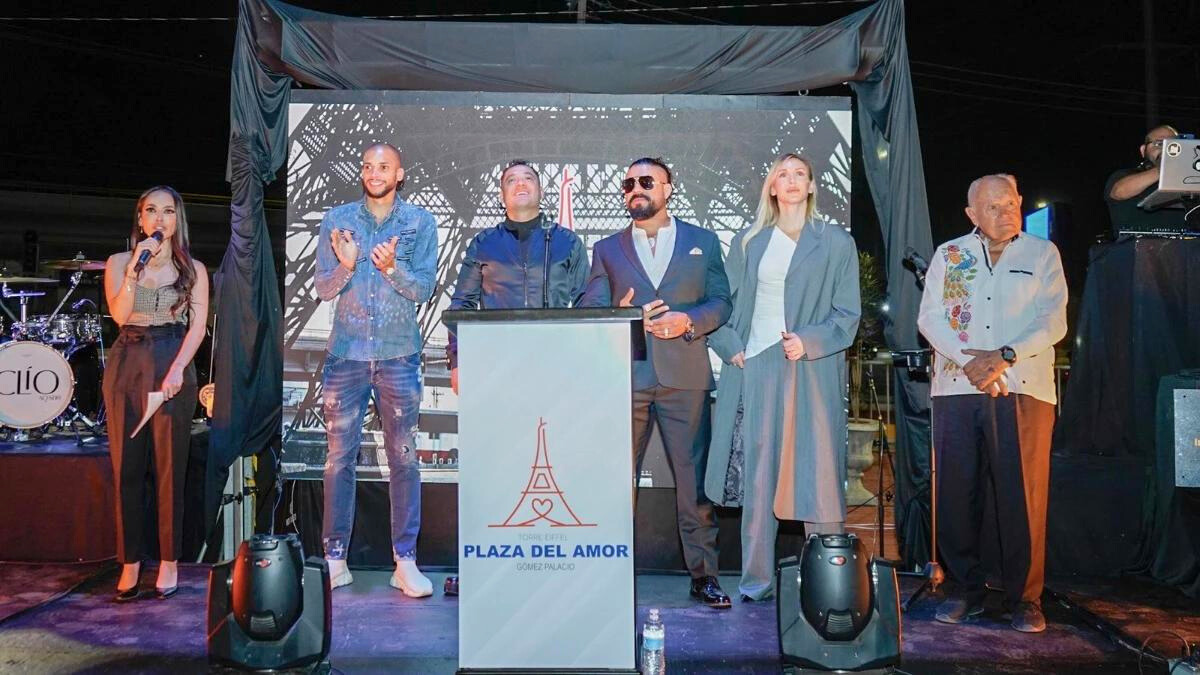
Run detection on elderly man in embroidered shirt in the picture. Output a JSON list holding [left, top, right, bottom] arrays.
[[917, 173, 1067, 634]]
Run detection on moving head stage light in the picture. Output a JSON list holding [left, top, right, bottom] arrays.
[[207, 534, 332, 672], [777, 533, 902, 672]]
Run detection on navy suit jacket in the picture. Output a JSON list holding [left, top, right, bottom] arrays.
[[581, 218, 732, 391]]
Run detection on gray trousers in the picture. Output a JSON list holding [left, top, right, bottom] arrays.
[[739, 343, 843, 599], [632, 385, 719, 579]]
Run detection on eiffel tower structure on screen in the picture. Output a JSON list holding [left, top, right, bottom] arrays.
[[491, 418, 595, 528]]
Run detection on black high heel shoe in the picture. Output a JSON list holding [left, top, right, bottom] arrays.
[[114, 585, 141, 602], [155, 586, 178, 600]]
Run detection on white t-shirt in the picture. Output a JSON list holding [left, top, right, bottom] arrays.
[[745, 226, 797, 359]]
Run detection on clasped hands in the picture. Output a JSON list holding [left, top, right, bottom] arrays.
[[331, 228, 401, 274], [961, 348, 1010, 397], [619, 288, 690, 340]]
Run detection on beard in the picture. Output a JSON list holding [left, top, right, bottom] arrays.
[[363, 179, 398, 200], [626, 195, 662, 221]]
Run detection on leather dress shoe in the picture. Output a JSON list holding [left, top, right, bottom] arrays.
[[1010, 601, 1046, 633], [114, 585, 141, 602], [690, 576, 732, 609], [155, 586, 178, 600], [935, 596, 985, 624]]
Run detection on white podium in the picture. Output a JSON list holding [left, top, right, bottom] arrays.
[[446, 308, 641, 673]]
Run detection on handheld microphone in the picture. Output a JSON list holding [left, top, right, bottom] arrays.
[[133, 231, 164, 274]]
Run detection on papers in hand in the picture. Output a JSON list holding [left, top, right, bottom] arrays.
[[130, 391, 166, 438]]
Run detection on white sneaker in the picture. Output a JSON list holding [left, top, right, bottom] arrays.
[[327, 558, 353, 589], [389, 560, 432, 598]]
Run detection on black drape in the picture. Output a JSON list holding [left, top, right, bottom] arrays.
[[221, 0, 935, 550], [1051, 237, 1200, 594], [892, 374, 932, 567], [208, 135, 283, 531]]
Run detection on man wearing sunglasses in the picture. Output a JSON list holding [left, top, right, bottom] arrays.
[[582, 157, 733, 609], [444, 160, 590, 394]]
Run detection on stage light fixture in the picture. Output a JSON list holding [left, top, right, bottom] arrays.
[[777, 533, 902, 672], [207, 534, 332, 672]]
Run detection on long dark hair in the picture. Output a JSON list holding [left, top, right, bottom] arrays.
[[130, 185, 197, 317]]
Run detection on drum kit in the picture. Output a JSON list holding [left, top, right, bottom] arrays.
[[0, 254, 110, 442]]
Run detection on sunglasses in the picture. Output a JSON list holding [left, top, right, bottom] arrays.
[[621, 176, 665, 193]]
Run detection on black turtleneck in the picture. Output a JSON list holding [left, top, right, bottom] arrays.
[[504, 213, 543, 261], [503, 213, 542, 242]]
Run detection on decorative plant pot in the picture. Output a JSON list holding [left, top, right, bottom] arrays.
[[846, 418, 879, 505]]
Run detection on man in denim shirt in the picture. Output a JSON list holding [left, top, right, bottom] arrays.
[[314, 142, 438, 597]]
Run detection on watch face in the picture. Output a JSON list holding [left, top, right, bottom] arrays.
[[1001, 347, 1016, 362]]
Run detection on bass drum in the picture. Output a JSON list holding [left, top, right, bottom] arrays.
[[0, 341, 74, 429]]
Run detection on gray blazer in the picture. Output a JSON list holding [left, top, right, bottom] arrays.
[[705, 219, 861, 521], [581, 218, 732, 391]]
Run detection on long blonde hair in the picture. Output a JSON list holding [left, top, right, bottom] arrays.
[[742, 153, 818, 251]]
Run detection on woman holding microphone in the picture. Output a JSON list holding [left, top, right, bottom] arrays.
[[103, 185, 208, 601]]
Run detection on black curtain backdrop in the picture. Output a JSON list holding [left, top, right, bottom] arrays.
[[218, 0, 935, 557], [1051, 237, 1200, 596], [1055, 238, 1200, 459]]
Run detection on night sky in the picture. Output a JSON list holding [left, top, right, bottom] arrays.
[[2, 0, 1197, 281]]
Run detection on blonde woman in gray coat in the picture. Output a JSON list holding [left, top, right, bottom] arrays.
[[705, 153, 861, 601]]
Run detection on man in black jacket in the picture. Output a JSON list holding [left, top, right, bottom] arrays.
[[445, 160, 589, 393]]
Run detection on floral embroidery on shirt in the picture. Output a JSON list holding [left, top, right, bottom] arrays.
[[941, 245, 978, 343]]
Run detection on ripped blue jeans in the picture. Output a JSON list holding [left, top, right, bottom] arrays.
[[321, 352, 422, 561]]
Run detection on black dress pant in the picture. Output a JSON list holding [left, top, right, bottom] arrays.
[[102, 324, 197, 563], [933, 393, 1054, 607], [632, 385, 719, 579]]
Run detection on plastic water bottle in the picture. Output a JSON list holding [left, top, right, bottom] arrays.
[[641, 608, 665, 674]]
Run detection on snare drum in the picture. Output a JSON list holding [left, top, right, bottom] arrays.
[[42, 315, 77, 344], [0, 341, 75, 428]]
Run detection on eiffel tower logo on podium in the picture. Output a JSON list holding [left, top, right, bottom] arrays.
[[490, 418, 596, 528]]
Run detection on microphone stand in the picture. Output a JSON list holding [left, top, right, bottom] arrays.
[[888, 348, 944, 612], [865, 366, 894, 559], [541, 214, 552, 309]]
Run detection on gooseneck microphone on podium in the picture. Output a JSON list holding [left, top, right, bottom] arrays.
[[133, 231, 164, 274]]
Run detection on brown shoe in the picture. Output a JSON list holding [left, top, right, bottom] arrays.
[[1011, 602, 1046, 633]]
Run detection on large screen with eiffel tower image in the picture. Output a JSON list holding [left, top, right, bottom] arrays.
[[282, 90, 852, 484]]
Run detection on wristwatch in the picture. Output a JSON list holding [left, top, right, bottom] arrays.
[[999, 345, 1017, 365], [682, 318, 696, 343]]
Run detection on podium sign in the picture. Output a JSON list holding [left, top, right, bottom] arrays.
[[453, 309, 638, 672]]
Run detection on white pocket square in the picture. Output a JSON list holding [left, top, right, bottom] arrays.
[[689, 247, 703, 255]]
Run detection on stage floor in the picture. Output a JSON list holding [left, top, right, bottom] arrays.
[[0, 564, 1196, 674]]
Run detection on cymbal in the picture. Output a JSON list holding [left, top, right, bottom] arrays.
[[43, 258, 106, 271], [0, 275, 57, 284]]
